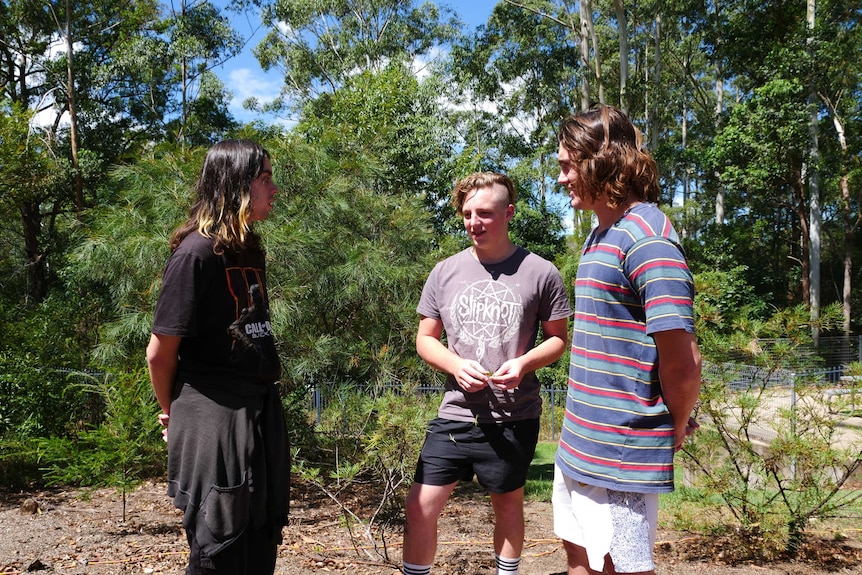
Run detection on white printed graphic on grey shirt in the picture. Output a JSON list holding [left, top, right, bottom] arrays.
[[449, 279, 524, 365]]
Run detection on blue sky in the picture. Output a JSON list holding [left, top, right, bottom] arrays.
[[210, 1, 499, 124]]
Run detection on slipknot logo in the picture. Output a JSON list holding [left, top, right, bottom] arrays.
[[449, 279, 523, 363], [454, 294, 520, 324]]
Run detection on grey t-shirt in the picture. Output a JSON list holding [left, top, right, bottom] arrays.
[[417, 246, 572, 423]]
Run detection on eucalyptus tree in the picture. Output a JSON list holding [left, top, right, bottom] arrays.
[[297, 62, 459, 224], [0, 0, 244, 304], [452, 1, 700, 247], [159, 0, 242, 146], [252, 0, 461, 113], [0, 101, 62, 304], [805, 0, 862, 336], [706, 80, 812, 307], [0, 0, 83, 303], [449, 1, 580, 245], [0, 0, 165, 303], [702, 0, 862, 330], [246, 0, 474, 231]]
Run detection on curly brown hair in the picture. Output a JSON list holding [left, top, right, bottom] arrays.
[[558, 105, 660, 208]]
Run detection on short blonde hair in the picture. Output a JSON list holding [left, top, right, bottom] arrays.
[[451, 172, 516, 215]]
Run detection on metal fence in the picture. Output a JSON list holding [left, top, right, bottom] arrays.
[[308, 381, 569, 442], [701, 361, 861, 443], [307, 336, 861, 443], [707, 336, 862, 377]]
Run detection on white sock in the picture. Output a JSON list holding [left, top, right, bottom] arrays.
[[496, 554, 520, 574], [402, 561, 431, 575]]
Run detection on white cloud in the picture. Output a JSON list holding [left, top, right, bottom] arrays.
[[224, 67, 282, 118]]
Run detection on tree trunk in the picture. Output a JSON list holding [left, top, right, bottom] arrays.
[[794, 169, 811, 309], [582, 0, 604, 104], [714, 70, 725, 224], [842, 178, 854, 336], [712, 0, 725, 225], [180, 0, 189, 147], [21, 202, 47, 305], [824, 99, 854, 336], [650, 13, 661, 150], [806, 0, 820, 344], [577, 0, 591, 110], [65, 0, 84, 215], [614, 0, 628, 113]]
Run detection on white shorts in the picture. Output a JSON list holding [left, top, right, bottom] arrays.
[[552, 464, 658, 573]]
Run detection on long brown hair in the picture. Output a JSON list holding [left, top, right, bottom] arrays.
[[558, 105, 660, 207], [170, 139, 270, 254]]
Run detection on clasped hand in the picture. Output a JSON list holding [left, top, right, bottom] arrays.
[[455, 359, 524, 392], [158, 412, 169, 442]]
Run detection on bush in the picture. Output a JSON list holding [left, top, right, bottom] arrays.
[[35, 369, 165, 520], [682, 305, 862, 556], [292, 385, 438, 564]]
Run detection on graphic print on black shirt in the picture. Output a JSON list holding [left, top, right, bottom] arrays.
[[226, 266, 280, 380]]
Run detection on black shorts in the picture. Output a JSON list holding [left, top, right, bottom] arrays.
[[413, 417, 540, 493]]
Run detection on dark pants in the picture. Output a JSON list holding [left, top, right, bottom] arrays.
[[185, 524, 279, 575]]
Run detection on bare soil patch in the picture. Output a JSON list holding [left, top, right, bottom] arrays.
[[2, 479, 861, 574]]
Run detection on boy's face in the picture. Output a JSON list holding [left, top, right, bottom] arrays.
[[249, 157, 278, 222], [558, 142, 597, 212], [460, 183, 513, 252]]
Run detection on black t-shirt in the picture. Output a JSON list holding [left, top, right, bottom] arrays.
[[152, 231, 280, 384]]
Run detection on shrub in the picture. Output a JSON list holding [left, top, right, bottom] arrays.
[[35, 369, 164, 520]]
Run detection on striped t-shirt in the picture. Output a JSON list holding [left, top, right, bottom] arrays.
[[556, 202, 695, 493]]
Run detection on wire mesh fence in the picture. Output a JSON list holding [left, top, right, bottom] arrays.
[[306, 336, 862, 444], [307, 381, 569, 442]]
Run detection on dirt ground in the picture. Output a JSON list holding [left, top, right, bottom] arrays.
[[2, 479, 861, 575]]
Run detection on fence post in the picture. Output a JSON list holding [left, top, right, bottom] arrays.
[[315, 385, 322, 427], [790, 372, 797, 481], [551, 387, 557, 440]]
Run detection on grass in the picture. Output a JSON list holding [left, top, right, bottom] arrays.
[[525, 442, 714, 510], [525, 441, 556, 501], [526, 441, 862, 531]]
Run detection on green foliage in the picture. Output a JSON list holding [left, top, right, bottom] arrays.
[[682, 306, 862, 556], [709, 79, 809, 202], [508, 198, 568, 264], [0, 100, 66, 304], [362, 391, 438, 507], [0, 291, 104, 438], [687, 221, 797, 308], [0, 357, 99, 439], [159, 1, 242, 145], [447, 1, 577, 250], [255, 0, 461, 107], [35, 370, 164, 520], [450, 0, 580, 169], [71, 146, 204, 369], [292, 387, 438, 563], [694, 265, 770, 358], [264, 135, 440, 389], [0, 437, 42, 489], [296, 62, 460, 230], [172, 71, 239, 146]]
